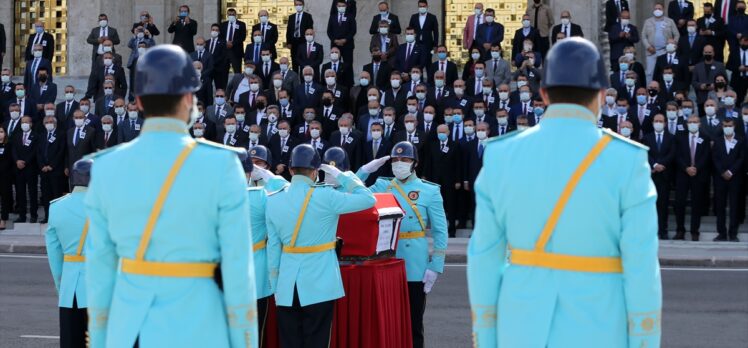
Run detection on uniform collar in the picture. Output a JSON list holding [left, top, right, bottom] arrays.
[[291, 175, 316, 186], [397, 173, 419, 184], [141, 117, 189, 135], [72, 186, 88, 193], [542, 103, 598, 124]]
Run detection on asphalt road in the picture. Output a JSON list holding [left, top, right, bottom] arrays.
[[1, 255, 747, 348]]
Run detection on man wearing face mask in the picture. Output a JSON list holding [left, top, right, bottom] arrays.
[[668, 0, 695, 35], [408, 0, 439, 55], [293, 66, 324, 112], [608, 10, 640, 67], [631, 87, 655, 139], [423, 124, 461, 237], [525, 0, 553, 57], [295, 107, 318, 142], [359, 103, 388, 141], [86, 52, 127, 102], [266, 144, 374, 348], [474, 9, 504, 60], [509, 85, 535, 123], [511, 14, 540, 62], [419, 105, 439, 141], [25, 21, 55, 62], [700, 98, 723, 139], [12, 115, 39, 223], [551, 11, 583, 45], [252, 9, 279, 60], [255, 48, 279, 90], [294, 29, 324, 80], [261, 105, 281, 142], [642, 3, 680, 82], [66, 110, 96, 182], [493, 108, 514, 136], [512, 52, 542, 91], [469, 38, 661, 348], [131, 10, 160, 37], [24, 43, 53, 89], [381, 71, 409, 114], [167, 5, 198, 53], [77, 98, 99, 131], [93, 39, 124, 71], [394, 27, 427, 74], [369, 1, 401, 35], [712, 118, 744, 241], [674, 114, 712, 241], [319, 68, 349, 109], [363, 48, 391, 91], [96, 115, 119, 150], [717, 90, 740, 119], [1, 68, 16, 108], [306, 121, 329, 159], [619, 120, 634, 138], [190, 36, 215, 83], [117, 101, 145, 143], [370, 21, 399, 67], [322, 48, 354, 89], [190, 101, 216, 141], [643, 113, 677, 239], [55, 86, 79, 127], [244, 30, 269, 66], [86, 14, 120, 69], [206, 89, 234, 129], [697, 2, 727, 62], [37, 115, 65, 223], [327, 0, 357, 66], [128, 38, 154, 102], [356, 140, 447, 348], [728, 34, 748, 104], [266, 72, 286, 105], [269, 120, 298, 179], [30, 68, 58, 114], [83, 45, 258, 348]]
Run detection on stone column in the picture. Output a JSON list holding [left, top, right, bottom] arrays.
[[67, 0, 103, 76], [0, 1, 14, 71]]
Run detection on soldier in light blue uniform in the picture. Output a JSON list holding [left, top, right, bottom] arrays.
[[84, 45, 258, 348], [45, 159, 93, 348], [356, 141, 449, 348], [467, 38, 662, 348], [265, 144, 376, 348], [248, 145, 287, 192]]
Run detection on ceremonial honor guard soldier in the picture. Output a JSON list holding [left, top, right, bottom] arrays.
[[83, 45, 259, 348], [356, 141, 449, 348], [45, 159, 93, 348], [265, 144, 375, 348], [322, 146, 351, 189], [467, 38, 662, 348], [248, 144, 288, 192]]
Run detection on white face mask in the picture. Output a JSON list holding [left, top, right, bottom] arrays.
[[367, 95, 378, 102], [411, 73, 421, 81], [325, 77, 337, 86], [688, 123, 699, 133], [724, 97, 735, 106], [424, 113, 434, 122], [225, 124, 237, 133], [625, 78, 635, 87], [653, 9, 664, 17], [74, 119, 85, 127], [666, 111, 678, 120], [330, 53, 340, 61], [128, 111, 139, 119], [310, 129, 321, 138], [522, 20, 531, 28], [305, 35, 314, 43], [405, 34, 415, 43], [471, 53, 481, 60], [390, 79, 401, 88], [339, 126, 350, 135], [235, 113, 246, 122], [369, 108, 380, 116], [497, 116, 508, 125], [653, 122, 665, 132], [520, 92, 531, 102], [99, 20, 108, 27], [278, 129, 289, 137], [103, 46, 112, 53], [666, 43, 676, 53], [391, 162, 413, 180], [687, 26, 696, 34], [274, 79, 283, 88], [372, 130, 382, 140], [33, 51, 43, 58], [605, 96, 616, 105], [249, 133, 260, 142], [261, 55, 271, 62], [477, 131, 487, 140], [621, 19, 630, 26], [10, 111, 20, 120], [21, 123, 31, 132], [45, 110, 55, 117], [260, 16, 269, 24], [103, 59, 113, 66], [100, 124, 112, 133], [405, 123, 415, 132], [620, 127, 632, 137], [743, 115, 748, 123], [464, 126, 475, 135], [45, 123, 55, 131], [625, 53, 635, 61], [705, 106, 716, 116], [454, 87, 464, 95], [80, 105, 90, 113], [724, 127, 735, 136], [517, 80, 528, 88], [663, 74, 673, 83], [211, 31, 220, 38], [250, 83, 260, 92], [1, 75, 9, 83], [384, 116, 394, 125], [114, 107, 125, 116], [407, 105, 417, 114], [499, 92, 509, 101], [474, 109, 485, 117], [561, 18, 570, 25], [295, 5, 304, 12], [280, 64, 289, 72], [304, 75, 314, 83]]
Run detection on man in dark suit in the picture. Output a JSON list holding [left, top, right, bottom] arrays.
[[295, 29, 325, 80], [643, 114, 677, 239], [363, 47, 392, 90], [460, 121, 490, 226], [674, 115, 712, 241], [24, 44, 53, 88], [419, 105, 439, 141], [167, 5, 198, 53], [66, 111, 97, 173], [394, 27, 428, 74], [294, 107, 320, 143], [257, 49, 280, 90], [3, 104, 24, 140], [55, 86, 79, 129], [190, 37, 215, 81], [607, 10, 640, 67], [244, 30, 272, 66], [369, 2, 401, 35], [217, 115, 248, 149], [220, 8, 248, 77], [37, 115, 65, 223], [728, 35, 748, 104], [511, 15, 540, 61], [268, 120, 298, 179], [362, 122, 392, 186], [294, 66, 324, 113], [328, 115, 363, 170], [381, 73, 410, 116], [329, 0, 356, 19], [678, 19, 707, 70], [656, 66, 688, 102], [86, 52, 128, 101], [474, 9, 504, 58], [116, 109, 144, 144], [95, 115, 118, 150], [12, 116, 39, 222], [392, 114, 426, 176], [357, 101, 384, 140], [29, 68, 57, 110], [604, 0, 630, 32], [320, 47, 354, 89], [697, 3, 727, 62], [327, 0, 357, 66], [305, 121, 329, 158], [253, 10, 279, 59], [712, 118, 744, 241], [11, 85, 37, 123], [429, 45, 459, 87], [207, 24, 228, 90], [551, 11, 584, 44], [25, 21, 55, 62], [86, 14, 121, 68], [424, 124, 461, 237], [0, 68, 15, 110], [318, 90, 344, 139], [409, 0, 439, 54], [287, 0, 315, 71], [669, 0, 695, 34]]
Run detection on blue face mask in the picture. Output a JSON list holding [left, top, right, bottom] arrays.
[[452, 115, 463, 123], [636, 95, 647, 105], [616, 106, 628, 114], [214, 97, 225, 105], [437, 52, 447, 60], [682, 107, 693, 117], [279, 98, 290, 107], [619, 63, 629, 71], [437, 133, 448, 141], [533, 107, 544, 116], [179, 11, 189, 17], [35, 27, 43, 34]]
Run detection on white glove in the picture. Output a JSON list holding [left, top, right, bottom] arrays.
[[361, 156, 391, 174], [422, 269, 438, 294], [320, 164, 342, 178], [251, 164, 274, 182]]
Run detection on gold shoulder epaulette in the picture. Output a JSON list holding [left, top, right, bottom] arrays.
[[602, 128, 649, 151]]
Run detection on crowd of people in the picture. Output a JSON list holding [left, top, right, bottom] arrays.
[[0, 0, 747, 241]]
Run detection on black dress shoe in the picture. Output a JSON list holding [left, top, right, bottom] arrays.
[[14, 217, 26, 223], [730, 237, 741, 242], [658, 234, 669, 240], [691, 233, 700, 241], [673, 232, 686, 240], [713, 236, 728, 242]]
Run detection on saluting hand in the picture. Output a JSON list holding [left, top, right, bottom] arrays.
[[361, 156, 391, 174]]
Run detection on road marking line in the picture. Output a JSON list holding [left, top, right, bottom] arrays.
[[20, 335, 59, 339], [0, 254, 47, 259], [444, 264, 748, 271]]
